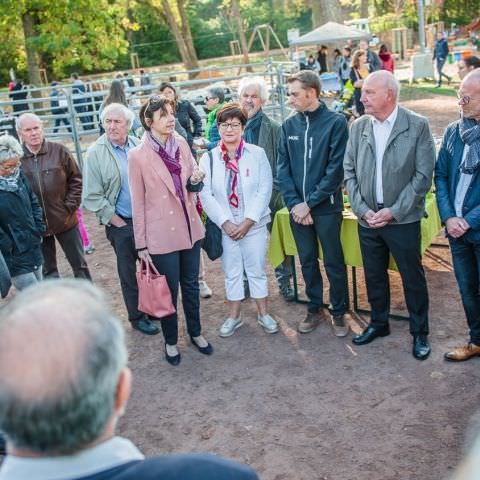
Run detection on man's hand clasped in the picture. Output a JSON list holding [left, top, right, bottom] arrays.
[[446, 217, 470, 238], [291, 202, 313, 225], [363, 208, 393, 228]]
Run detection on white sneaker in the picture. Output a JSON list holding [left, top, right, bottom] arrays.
[[257, 314, 279, 334], [219, 317, 243, 337], [199, 280, 212, 299]]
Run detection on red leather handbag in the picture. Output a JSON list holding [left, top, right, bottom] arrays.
[[136, 259, 176, 318]]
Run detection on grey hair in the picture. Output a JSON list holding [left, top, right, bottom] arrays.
[[207, 86, 225, 103], [16, 112, 42, 132], [367, 70, 401, 100], [0, 135, 23, 164], [100, 103, 135, 130], [238, 76, 268, 103], [0, 279, 128, 454]]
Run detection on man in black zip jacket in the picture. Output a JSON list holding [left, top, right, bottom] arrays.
[[277, 71, 349, 336]]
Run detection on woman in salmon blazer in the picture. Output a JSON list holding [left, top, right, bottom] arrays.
[[128, 95, 212, 366]]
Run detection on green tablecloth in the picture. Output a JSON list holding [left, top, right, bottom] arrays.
[[268, 194, 443, 270]]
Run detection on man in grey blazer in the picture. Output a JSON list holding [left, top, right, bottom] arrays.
[[239, 76, 294, 301], [344, 71, 436, 360]]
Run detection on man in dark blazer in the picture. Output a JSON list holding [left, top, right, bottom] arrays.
[[0, 280, 258, 480], [344, 70, 436, 360], [238, 76, 294, 301], [435, 69, 480, 362]]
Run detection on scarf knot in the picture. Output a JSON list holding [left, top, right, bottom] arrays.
[[459, 117, 480, 174], [147, 132, 184, 201], [220, 140, 244, 208]]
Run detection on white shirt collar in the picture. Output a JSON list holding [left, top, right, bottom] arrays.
[[0, 436, 144, 480], [372, 105, 398, 127]]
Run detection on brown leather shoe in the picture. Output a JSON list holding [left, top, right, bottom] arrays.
[[444, 343, 480, 362], [298, 311, 322, 334], [331, 314, 349, 337]]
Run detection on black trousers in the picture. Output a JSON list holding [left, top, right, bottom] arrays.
[[42, 225, 92, 280], [150, 240, 202, 345], [358, 221, 429, 336], [105, 220, 145, 323], [290, 212, 348, 316]]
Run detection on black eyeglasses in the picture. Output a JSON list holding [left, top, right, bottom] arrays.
[[457, 92, 472, 104], [205, 96, 217, 101]]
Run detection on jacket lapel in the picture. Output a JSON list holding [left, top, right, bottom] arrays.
[[361, 120, 376, 152], [258, 112, 269, 148], [385, 107, 409, 152], [146, 145, 179, 200]]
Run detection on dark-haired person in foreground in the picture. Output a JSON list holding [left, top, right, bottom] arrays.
[[0, 280, 258, 479]]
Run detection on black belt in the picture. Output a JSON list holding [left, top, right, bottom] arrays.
[[377, 203, 384, 210]]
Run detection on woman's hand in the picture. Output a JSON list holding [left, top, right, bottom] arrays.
[[230, 219, 255, 240], [190, 165, 205, 185], [138, 248, 153, 265], [222, 220, 237, 237]]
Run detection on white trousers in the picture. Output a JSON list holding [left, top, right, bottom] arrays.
[[221, 226, 269, 301]]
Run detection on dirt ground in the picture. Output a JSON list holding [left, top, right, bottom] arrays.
[[19, 93, 480, 479]]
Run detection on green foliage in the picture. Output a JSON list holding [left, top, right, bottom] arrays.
[[0, 0, 130, 83]]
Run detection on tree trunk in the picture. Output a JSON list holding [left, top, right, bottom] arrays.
[[21, 12, 42, 92], [311, 0, 344, 28], [230, 0, 250, 66], [177, 0, 198, 70], [360, 0, 369, 18], [160, 0, 197, 72]]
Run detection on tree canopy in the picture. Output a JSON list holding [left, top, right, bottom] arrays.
[[1, 0, 478, 85]]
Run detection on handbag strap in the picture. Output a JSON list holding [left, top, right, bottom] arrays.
[[140, 258, 161, 278]]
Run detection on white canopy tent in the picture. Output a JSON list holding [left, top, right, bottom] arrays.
[[289, 21, 370, 47]]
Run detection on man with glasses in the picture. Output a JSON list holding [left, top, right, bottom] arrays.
[[204, 86, 225, 150], [435, 69, 480, 362], [238, 76, 294, 301]]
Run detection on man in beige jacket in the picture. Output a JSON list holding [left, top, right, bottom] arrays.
[[82, 103, 159, 336], [344, 71, 436, 360]]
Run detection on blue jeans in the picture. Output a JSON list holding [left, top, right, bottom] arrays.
[[449, 235, 480, 344], [436, 59, 450, 85]]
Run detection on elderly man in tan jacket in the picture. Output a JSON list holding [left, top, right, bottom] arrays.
[[344, 70, 436, 360], [83, 103, 159, 336]]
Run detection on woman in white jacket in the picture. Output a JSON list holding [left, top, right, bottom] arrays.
[[199, 103, 277, 337]]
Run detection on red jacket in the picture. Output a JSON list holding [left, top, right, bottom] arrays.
[[379, 52, 395, 73]]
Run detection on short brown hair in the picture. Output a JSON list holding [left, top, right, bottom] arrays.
[[139, 95, 175, 131], [216, 102, 248, 126], [287, 71, 321, 97]]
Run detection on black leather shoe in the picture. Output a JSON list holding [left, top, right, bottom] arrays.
[[131, 318, 159, 335], [413, 335, 431, 360], [165, 345, 181, 366], [190, 335, 213, 355], [352, 325, 390, 345]]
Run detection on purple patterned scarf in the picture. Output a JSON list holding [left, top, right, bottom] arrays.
[[147, 132, 184, 202]]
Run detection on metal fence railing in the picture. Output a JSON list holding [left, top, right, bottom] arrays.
[[0, 60, 298, 166]]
